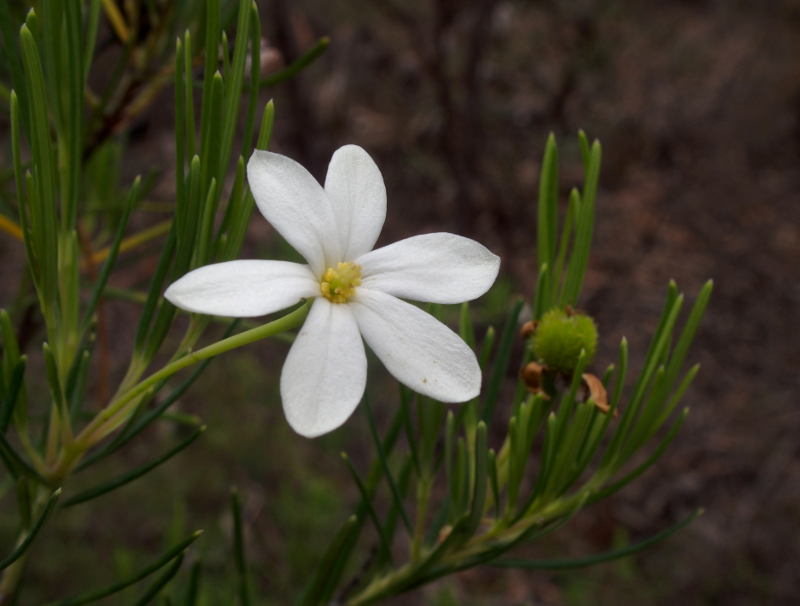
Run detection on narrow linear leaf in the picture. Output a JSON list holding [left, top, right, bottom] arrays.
[[611, 337, 628, 407], [341, 452, 393, 565], [77, 320, 239, 471], [19, 23, 59, 306], [230, 488, 251, 606], [67, 350, 91, 419], [299, 515, 358, 606], [492, 508, 703, 569], [488, 449, 500, 518], [302, 404, 404, 605], [577, 130, 591, 169], [0, 488, 61, 570], [365, 395, 412, 534], [481, 299, 523, 423], [0, 431, 45, 483], [82, 0, 101, 85], [553, 189, 578, 303], [240, 1, 262, 153], [537, 134, 559, 308], [63, 426, 205, 507], [198, 62, 223, 202], [51, 530, 202, 606], [0, 357, 26, 432], [466, 422, 488, 534], [531, 263, 549, 320], [458, 301, 476, 350], [400, 386, 421, 475], [133, 554, 184, 606], [218, 0, 252, 181], [183, 560, 202, 606], [478, 325, 495, 370], [563, 140, 602, 304], [410, 497, 593, 593], [182, 30, 196, 158], [593, 409, 690, 502], [80, 176, 142, 332], [133, 227, 177, 354], [259, 37, 329, 87]]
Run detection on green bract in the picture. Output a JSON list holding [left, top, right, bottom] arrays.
[[532, 308, 598, 373]]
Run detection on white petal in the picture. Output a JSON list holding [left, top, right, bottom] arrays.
[[351, 288, 481, 402], [324, 145, 387, 260], [247, 150, 340, 275], [357, 233, 500, 303], [280, 298, 367, 437], [164, 260, 318, 317]]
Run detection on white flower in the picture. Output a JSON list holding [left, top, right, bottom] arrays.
[[165, 145, 500, 437]]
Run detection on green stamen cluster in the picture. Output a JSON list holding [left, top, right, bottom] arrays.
[[320, 262, 362, 303]]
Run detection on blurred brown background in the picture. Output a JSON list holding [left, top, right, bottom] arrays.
[[2, 0, 799, 604], [252, 1, 800, 603]]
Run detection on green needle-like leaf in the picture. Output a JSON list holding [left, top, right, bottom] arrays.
[[493, 508, 703, 570], [259, 37, 330, 87], [0, 357, 25, 432], [183, 560, 202, 606], [400, 386, 421, 475], [51, 530, 202, 606], [458, 301, 476, 350], [488, 449, 500, 518], [303, 406, 404, 605], [230, 489, 250, 606], [0, 488, 61, 570], [342, 452, 394, 565], [63, 426, 205, 507], [77, 321, 239, 471], [67, 350, 90, 419], [0, 431, 44, 483], [481, 299, 523, 423], [133, 227, 177, 356], [531, 262, 549, 320], [611, 337, 628, 407], [478, 325, 495, 369], [365, 395, 412, 534], [299, 515, 358, 606], [553, 189, 578, 303], [0, 3, 27, 125], [240, 2, 261, 153], [563, 139, 602, 305], [593, 408, 690, 502], [577, 130, 591, 169], [133, 554, 184, 606], [537, 133, 559, 309], [19, 22, 59, 310], [218, 0, 252, 182], [80, 176, 142, 333], [182, 30, 196, 159], [466, 422, 488, 535], [82, 0, 101, 85]]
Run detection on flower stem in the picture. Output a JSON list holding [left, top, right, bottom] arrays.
[[51, 301, 310, 480]]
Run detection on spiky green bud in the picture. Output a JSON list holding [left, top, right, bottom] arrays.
[[531, 308, 598, 373]]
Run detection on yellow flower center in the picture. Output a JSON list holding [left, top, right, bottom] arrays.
[[320, 262, 362, 304]]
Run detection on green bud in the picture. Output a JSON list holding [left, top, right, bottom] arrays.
[[531, 308, 598, 373]]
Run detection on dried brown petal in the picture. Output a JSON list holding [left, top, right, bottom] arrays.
[[582, 373, 610, 413]]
